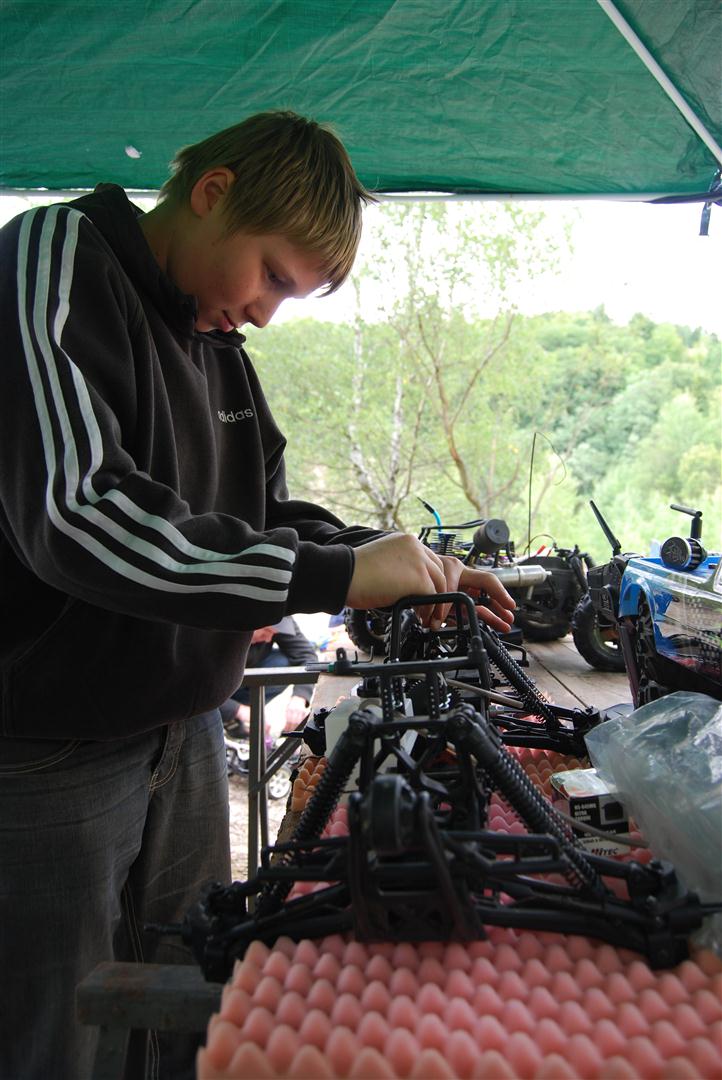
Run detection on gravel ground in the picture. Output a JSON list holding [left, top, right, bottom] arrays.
[[228, 771, 290, 881], [226, 684, 295, 881]]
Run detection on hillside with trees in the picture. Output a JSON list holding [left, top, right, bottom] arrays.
[[246, 204, 721, 560]]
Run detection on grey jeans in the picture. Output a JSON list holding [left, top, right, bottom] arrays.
[[0, 710, 231, 1080]]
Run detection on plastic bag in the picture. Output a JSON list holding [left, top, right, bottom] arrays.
[[585, 691, 722, 953]]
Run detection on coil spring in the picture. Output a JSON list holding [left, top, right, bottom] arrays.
[[452, 707, 603, 895], [482, 628, 560, 728], [255, 713, 369, 916], [491, 741, 603, 894]]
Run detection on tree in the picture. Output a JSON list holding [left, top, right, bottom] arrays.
[[340, 201, 568, 526]]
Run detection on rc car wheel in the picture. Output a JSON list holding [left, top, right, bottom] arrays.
[[632, 597, 670, 706], [515, 612, 571, 642], [343, 606, 389, 653], [571, 594, 626, 672], [225, 742, 247, 778], [267, 766, 292, 801]]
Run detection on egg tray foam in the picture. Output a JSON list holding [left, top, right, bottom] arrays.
[[198, 747, 722, 1079]]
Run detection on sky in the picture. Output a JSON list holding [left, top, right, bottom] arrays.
[[275, 197, 722, 335], [1, 193, 719, 335]]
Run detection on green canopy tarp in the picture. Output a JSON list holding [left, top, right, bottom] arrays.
[[1, 0, 720, 198]]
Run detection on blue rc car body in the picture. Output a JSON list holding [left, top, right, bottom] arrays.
[[619, 553, 722, 679], [586, 504, 722, 707]]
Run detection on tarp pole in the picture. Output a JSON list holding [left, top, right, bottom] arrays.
[[596, 0, 722, 167], [2, 188, 714, 204], [378, 190, 710, 203]]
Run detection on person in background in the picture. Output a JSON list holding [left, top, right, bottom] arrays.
[[224, 617, 318, 738]]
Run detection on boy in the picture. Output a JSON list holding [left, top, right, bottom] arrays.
[[0, 111, 514, 1078]]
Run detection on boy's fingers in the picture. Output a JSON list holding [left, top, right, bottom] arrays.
[[412, 561, 444, 620], [415, 549, 448, 625], [460, 569, 516, 615], [474, 603, 514, 633], [428, 563, 516, 632]]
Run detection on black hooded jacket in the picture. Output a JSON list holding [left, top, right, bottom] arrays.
[[0, 186, 377, 739]]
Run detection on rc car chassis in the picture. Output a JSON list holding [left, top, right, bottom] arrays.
[[158, 594, 718, 982]]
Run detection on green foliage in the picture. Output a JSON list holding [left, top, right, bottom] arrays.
[[244, 203, 721, 556]]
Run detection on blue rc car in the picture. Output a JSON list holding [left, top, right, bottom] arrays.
[[586, 503, 722, 707]]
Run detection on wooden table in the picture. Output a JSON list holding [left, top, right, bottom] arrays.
[[522, 634, 631, 711], [76, 962, 222, 1080]]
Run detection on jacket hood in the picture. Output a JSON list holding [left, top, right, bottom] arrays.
[[70, 184, 245, 349]]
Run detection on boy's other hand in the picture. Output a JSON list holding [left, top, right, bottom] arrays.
[[284, 695, 311, 732], [440, 557, 516, 633], [346, 534, 515, 632]]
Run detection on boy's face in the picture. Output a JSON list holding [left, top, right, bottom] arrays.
[[161, 169, 327, 333]]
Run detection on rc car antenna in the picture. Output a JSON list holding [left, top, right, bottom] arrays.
[[417, 496, 443, 545], [589, 500, 622, 556]]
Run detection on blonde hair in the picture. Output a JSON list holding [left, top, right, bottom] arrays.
[[160, 111, 375, 294]]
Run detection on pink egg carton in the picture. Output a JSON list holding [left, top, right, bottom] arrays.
[[198, 932, 722, 1079], [198, 744, 721, 1079], [290, 742, 586, 815]]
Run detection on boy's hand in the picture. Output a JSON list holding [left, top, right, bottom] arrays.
[[283, 695, 311, 732], [346, 533, 515, 632], [436, 554, 516, 633]]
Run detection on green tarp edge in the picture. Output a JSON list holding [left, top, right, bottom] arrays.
[[0, 0, 719, 197]]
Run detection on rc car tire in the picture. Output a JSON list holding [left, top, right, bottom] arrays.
[[571, 594, 626, 672], [632, 597, 671, 706], [268, 767, 292, 801], [515, 613, 570, 642], [343, 606, 388, 653]]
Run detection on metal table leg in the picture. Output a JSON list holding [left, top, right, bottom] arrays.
[[247, 683, 265, 886]]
